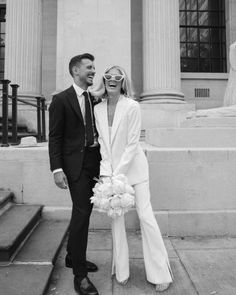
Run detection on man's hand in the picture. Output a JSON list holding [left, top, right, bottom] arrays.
[[54, 171, 68, 189]]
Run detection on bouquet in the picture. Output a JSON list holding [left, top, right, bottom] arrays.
[[90, 174, 135, 218]]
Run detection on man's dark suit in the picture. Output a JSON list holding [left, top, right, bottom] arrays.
[[49, 85, 101, 279]]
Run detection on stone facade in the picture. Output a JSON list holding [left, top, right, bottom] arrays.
[[3, 0, 236, 109], [2, 0, 236, 235]]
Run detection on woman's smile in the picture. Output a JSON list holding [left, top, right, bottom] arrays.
[[108, 82, 118, 88]]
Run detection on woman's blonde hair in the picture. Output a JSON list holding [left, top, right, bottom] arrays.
[[90, 65, 134, 99]]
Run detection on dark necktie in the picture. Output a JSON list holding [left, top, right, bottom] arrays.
[[83, 91, 94, 146]]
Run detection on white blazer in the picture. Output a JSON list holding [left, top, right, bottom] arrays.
[[94, 95, 149, 185]]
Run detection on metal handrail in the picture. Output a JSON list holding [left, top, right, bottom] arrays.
[[1, 80, 10, 146], [7, 95, 46, 110], [0, 80, 47, 146]]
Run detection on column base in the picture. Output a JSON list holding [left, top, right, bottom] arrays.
[[140, 90, 185, 103], [140, 102, 195, 130]]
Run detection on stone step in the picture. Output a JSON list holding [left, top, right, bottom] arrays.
[[0, 117, 37, 141], [0, 132, 38, 145], [181, 117, 236, 128], [0, 117, 29, 132], [146, 127, 236, 148], [0, 220, 68, 295], [0, 264, 53, 295], [0, 189, 14, 209], [0, 123, 29, 133], [0, 131, 37, 138], [0, 204, 42, 261], [15, 220, 68, 264], [0, 117, 12, 124]]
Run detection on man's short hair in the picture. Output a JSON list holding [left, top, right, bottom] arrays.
[[69, 53, 95, 77]]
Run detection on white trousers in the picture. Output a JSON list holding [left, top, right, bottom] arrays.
[[111, 181, 173, 284]]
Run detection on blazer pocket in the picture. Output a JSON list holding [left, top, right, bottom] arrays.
[[63, 145, 82, 155]]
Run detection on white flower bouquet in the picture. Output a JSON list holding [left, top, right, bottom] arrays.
[[90, 174, 135, 218]]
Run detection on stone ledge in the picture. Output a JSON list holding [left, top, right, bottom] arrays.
[[42, 207, 236, 237], [154, 210, 236, 237], [1, 144, 236, 235], [181, 117, 236, 128], [146, 128, 236, 147]]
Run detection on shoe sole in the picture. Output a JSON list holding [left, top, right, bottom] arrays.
[[74, 285, 98, 295]]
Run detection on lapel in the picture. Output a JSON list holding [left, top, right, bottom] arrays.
[[66, 86, 84, 122], [97, 100, 110, 149], [96, 96, 126, 148], [111, 95, 126, 145]]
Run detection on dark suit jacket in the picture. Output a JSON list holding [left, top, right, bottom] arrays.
[[48, 85, 99, 182]]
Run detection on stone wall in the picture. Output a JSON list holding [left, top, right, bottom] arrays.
[[1, 144, 236, 236]]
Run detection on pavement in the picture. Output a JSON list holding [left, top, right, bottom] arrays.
[[46, 230, 236, 295]]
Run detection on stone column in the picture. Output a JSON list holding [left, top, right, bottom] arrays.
[[141, 0, 184, 102], [5, 0, 42, 96]]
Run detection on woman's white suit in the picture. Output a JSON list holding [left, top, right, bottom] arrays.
[[94, 95, 173, 284]]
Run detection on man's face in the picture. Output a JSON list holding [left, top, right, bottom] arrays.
[[74, 58, 95, 87]]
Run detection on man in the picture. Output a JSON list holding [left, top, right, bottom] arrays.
[[49, 53, 101, 295]]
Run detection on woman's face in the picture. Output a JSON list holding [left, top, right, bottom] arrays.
[[104, 68, 123, 97]]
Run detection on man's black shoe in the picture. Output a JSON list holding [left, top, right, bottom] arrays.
[[65, 254, 98, 272], [74, 276, 99, 295]]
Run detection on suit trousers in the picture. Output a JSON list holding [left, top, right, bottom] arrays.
[[67, 146, 100, 279], [111, 181, 173, 284]]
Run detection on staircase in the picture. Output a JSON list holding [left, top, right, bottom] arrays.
[[0, 117, 38, 144], [0, 189, 69, 295]]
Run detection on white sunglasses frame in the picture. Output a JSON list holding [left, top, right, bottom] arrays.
[[103, 74, 124, 82]]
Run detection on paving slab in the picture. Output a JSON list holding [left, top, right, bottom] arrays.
[[15, 220, 68, 263], [46, 231, 194, 295], [44, 232, 236, 295], [45, 244, 76, 295], [113, 258, 156, 295], [87, 230, 112, 251], [87, 250, 113, 295], [46, 243, 112, 295], [127, 231, 178, 259], [178, 249, 236, 294], [164, 239, 179, 259], [171, 237, 236, 250], [167, 258, 198, 295], [0, 264, 53, 295], [113, 257, 196, 295]]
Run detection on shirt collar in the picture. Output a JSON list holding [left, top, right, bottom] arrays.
[[73, 83, 87, 97]]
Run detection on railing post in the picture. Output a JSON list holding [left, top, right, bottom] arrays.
[[36, 96, 42, 142], [41, 97, 46, 142], [1, 79, 11, 147], [10, 84, 19, 144]]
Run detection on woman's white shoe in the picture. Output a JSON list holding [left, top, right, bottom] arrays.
[[155, 283, 170, 292]]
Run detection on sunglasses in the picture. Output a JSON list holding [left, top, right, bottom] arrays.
[[103, 74, 124, 82]]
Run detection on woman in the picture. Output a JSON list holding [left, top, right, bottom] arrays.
[[91, 66, 173, 292]]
